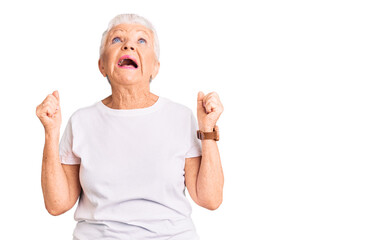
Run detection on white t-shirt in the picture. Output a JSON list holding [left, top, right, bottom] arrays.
[[59, 96, 202, 240]]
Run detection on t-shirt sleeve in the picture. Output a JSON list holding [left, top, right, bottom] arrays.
[[59, 116, 81, 165], [184, 110, 202, 158]]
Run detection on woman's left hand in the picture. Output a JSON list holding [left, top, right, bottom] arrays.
[[197, 91, 224, 131]]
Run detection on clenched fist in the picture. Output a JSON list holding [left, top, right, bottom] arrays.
[[36, 90, 62, 132], [197, 91, 223, 132]]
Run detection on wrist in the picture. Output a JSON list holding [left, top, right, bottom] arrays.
[[45, 129, 60, 139], [198, 125, 215, 132], [199, 127, 214, 132]]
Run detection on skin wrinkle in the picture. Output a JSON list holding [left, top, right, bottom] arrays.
[[138, 47, 143, 76], [107, 29, 151, 47], [96, 20, 224, 211], [105, 30, 123, 47], [98, 23, 159, 109]]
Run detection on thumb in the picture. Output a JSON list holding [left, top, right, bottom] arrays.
[[197, 91, 205, 109], [53, 90, 60, 102], [53, 90, 60, 111]]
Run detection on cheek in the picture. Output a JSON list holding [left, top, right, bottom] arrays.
[[104, 55, 117, 70], [104, 47, 118, 62], [143, 52, 156, 67]]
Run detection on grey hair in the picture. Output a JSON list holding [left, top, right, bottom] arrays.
[[100, 13, 160, 61], [101, 14, 159, 85]]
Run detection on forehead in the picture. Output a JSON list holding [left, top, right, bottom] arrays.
[[108, 23, 153, 37]]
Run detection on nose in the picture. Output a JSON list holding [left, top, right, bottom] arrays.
[[122, 41, 135, 51]]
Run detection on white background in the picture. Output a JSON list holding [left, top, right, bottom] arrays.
[[1, 0, 390, 239]]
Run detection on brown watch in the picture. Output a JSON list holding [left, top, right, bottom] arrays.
[[197, 125, 219, 141]]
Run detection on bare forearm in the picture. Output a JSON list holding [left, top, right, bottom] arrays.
[[196, 138, 224, 209], [41, 131, 69, 215]]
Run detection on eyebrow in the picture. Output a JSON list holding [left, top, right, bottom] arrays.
[[111, 29, 124, 35], [107, 29, 151, 44], [110, 29, 150, 37]]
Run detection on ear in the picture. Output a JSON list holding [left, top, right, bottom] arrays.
[[98, 58, 106, 77], [152, 60, 160, 79]]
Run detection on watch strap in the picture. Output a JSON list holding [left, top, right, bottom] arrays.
[[197, 125, 219, 141]]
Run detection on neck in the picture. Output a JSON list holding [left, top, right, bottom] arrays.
[[103, 84, 158, 110]]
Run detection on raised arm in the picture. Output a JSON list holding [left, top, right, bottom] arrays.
[[36, 90, 78, 216]]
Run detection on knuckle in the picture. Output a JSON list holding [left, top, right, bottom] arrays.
[[48, 96, 55, 103]]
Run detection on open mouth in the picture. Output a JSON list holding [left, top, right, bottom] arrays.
[[117, 55, 138, 69]]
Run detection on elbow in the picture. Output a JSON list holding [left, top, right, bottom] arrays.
[[47, 208, 62, 216], [46, 204, 69, 216], [205, 198, 223, 211], [48, 207, 68, 216], [206, 202, 222, 211], [198, 190, 224, 211]]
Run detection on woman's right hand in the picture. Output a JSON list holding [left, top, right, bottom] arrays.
[[36, 90, 62, 132]]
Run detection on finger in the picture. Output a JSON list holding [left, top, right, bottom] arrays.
[[41, 101, 47, 109], [41, 95, 51, 106], [206, 97, 218, 107], [210, 98, 223, 112], [53, 90, 60, 103], [40, 104, 52, 118], [50, 99, 60, 111], [203, 93, 215, 108], [204, 100, 214, 113], [44, 106, 55, 118], [43, 101, 57, 117], [49, 102, 60, 115], [42, 100, 54, 110], [203, 97, 210, 109], [47, 101, 57, 111], [41, 97, 54, 111], [36, 104, 43, 116], [207, 92, 218, 99], [47, 94, 59, 106], [48, 105, 58, 117], [47, 109, 55, 118], [197, 91, 205, 110], [37, 101, 50, 117]]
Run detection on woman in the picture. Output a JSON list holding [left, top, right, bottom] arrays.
[[36, 13, 224, 240]]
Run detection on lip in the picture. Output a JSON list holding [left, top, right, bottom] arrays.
[[117, 55, 138, 69]]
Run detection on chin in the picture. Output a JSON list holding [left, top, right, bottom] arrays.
[[117, 75, 143, 84]]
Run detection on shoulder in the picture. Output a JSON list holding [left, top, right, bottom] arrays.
[[164, 97, 193, 118], [68, 101, 100, 123], [161, 96, 193, 116]]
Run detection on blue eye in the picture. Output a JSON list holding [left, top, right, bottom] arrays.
[[112, 37, 121, 44], [138, 38, 146, 44]]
